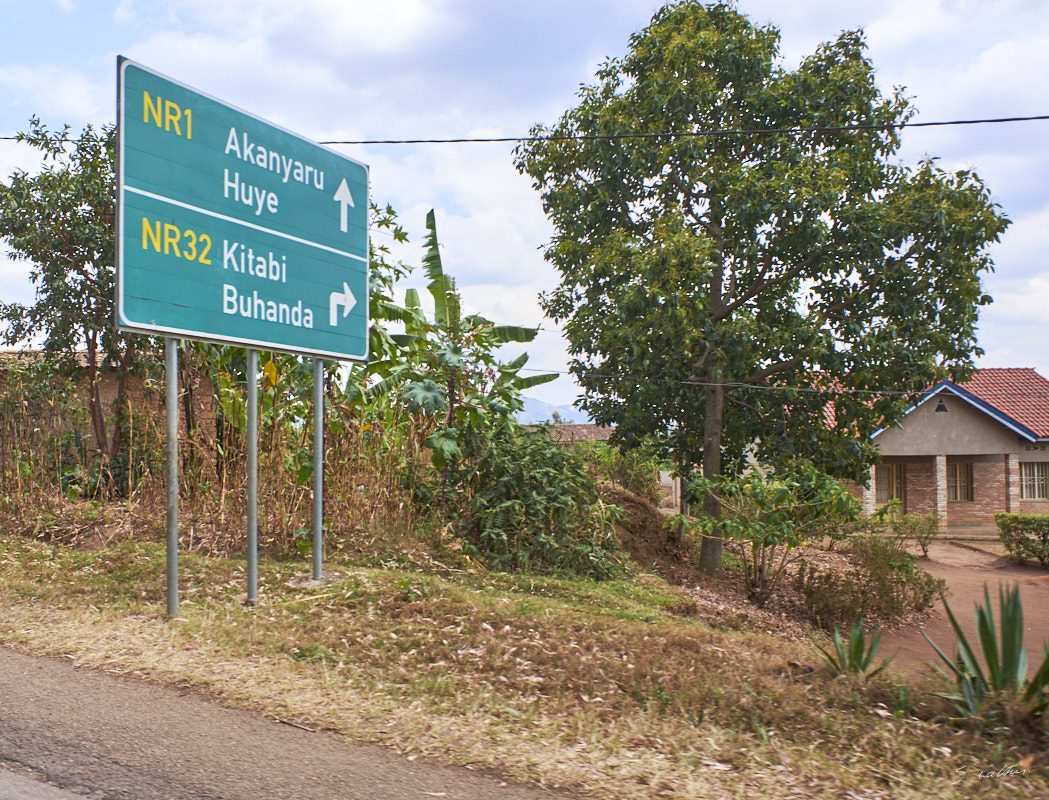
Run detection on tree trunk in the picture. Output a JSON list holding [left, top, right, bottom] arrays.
[[698, 378, 725, 574], [677, 460, 691, 517], [109, 348, 133, 474], [85, 333, 112, 459]]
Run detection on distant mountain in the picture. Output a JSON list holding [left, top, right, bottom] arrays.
[[517, 396, 589, 424]]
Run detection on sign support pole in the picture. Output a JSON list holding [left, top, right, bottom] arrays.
[[165, 337, 179, 619], [247, 348, 258, 604], [312, 358, 324, 580], [117, 59, 369, 608]]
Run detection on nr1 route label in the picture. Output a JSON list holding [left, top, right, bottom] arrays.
[[116, 57, 370, 361]]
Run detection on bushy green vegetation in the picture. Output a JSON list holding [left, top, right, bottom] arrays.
[[677, 461, 860, 606], [575, 439, 662, 503], [0, 206, 621, 581], [995, 512, 1049, 569], [456, 428, 624, 578], [798, 534, 946, 630], [892, 512, 943, 557]]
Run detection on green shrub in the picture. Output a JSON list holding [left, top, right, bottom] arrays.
[[796, 563, 867, 630], [798, 535, 946, 629], [457, 428, 624, 579], [891, 512, 942, 557], [680, 461, 860, 607], [995, 512, 1049, 569], [575, 440, 661, 504], [850, 536, 946, 614]]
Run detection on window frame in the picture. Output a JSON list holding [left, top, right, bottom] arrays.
[[947, 461, 973, 502], [875, 463, 905, 506], [1020, 462, 1049, 500]]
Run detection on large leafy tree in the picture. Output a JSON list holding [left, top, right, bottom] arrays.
[[0, 118, 154, 461], [515, 1, 1009, 571]]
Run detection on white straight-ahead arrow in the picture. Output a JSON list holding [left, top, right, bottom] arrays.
[[329, 282, 356, 327], [334, 178, 354, 233]]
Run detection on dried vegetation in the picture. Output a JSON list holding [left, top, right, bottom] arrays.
[[0, 505, 1044, 799], [0, 363, 1044, 798]]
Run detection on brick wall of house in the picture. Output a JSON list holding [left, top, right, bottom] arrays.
[[1019, 500, 1049, 514], [904, 460, 935, 515], [845, 481, 864, 501], [947, 457, 1006, 528]]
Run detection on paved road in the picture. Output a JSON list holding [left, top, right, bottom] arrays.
[[0, 647, 574, 800], [0, 767, 90, 799]]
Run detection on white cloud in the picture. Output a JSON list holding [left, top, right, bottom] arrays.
[[163, 0, 452, 59], [0, 251, 35, 309], [977, 272, 1049, 377], [0, 65, 108, 123], [124, 32, 347, 125], [991, 203, 1049, 266], [0, 139, 41, 182]]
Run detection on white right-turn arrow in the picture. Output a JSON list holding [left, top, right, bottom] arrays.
[[329, 282, 356, 327]]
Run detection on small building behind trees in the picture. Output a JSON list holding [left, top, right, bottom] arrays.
[[863, 368, 1049, 531]]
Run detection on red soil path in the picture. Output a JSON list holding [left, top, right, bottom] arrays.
[[881, 539, 1049, 677]]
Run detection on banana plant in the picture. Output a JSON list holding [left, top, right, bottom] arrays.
[[366, 209, 556, 468]]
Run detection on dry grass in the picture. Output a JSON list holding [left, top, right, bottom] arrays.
[[0, 526, 1044, 800]]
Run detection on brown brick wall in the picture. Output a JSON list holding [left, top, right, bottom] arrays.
[[1019, 500, 1049, 515], [946, 457, 1006, 528], [905, 460, 935, 515]]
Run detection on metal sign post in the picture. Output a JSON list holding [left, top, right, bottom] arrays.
[[116, 58, 369, 614], [312, 358, 324, 580], [165, 338, 179, 619], [247, 349, 259, 603]]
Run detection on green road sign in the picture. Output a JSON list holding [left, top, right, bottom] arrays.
[[116, 58, 369, 361]]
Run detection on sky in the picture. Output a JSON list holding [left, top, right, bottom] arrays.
[[1, 0, 1047, 412]]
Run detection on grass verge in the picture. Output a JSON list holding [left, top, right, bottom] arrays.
[[0, 531, 1043, 799]]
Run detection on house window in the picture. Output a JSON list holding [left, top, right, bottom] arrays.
[[875, 464, 904, 505], [947, 462, 973, 501], [1021, 462, 1049, 500]]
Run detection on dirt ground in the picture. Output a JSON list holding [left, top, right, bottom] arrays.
[[609, 485, 1049, 678], [880, 539, 1049, 676]]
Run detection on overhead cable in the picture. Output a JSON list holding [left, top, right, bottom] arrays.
[[317, 114, 1049, 145], [2, 113, 1048, 145]]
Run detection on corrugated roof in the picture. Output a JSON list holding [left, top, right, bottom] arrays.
[[952, 367, 1049, 439]]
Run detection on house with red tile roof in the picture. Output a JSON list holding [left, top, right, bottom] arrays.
[[863, 368, 1049, 531]]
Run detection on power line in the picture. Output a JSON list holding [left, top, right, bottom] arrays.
[[514, 366, 1049, 402], [515, 366, 946, 398], [2, 113, 1048, 145], [315, 114, 1049, 146]]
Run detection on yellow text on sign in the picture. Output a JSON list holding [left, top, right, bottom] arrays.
[[142, 91, 193, 139], [142, 217, 212, 265]]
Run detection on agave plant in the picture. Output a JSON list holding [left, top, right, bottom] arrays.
[[921, 584, 1049, 723], [815, 620, 894, 679]]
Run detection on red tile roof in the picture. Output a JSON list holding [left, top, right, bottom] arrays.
[[952, 368, 1049, 439]]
